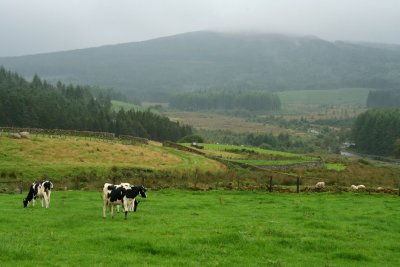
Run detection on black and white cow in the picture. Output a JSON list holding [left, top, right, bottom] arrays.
[[103, 183, 147, 219], [23, 180, 53, 208], [128, 185, 147, 212]]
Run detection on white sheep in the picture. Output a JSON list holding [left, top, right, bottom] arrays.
[[350, 184, 366, 191], [315, 182, 325, 188]]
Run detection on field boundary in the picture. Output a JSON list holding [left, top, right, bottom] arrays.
[[163, 141, 324, 170], [0, 127, 149, 144]]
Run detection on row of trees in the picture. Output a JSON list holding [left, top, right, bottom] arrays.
[[367, 89, 400, 108], [0, 67, 192, 141], [352, 108, 400, 156], [169, 90, 281, 111]]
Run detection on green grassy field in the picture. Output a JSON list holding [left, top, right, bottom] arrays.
[[325, 163, 347, 171], [0, 190, 399, 266], [111, 100, 142, 111], [232, 159, 316, 166], [181, 143, 319, 167], [182, 143, 311, 158]]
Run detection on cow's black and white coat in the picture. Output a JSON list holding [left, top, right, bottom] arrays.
[[23, 180, 53, 208], [103, 183, 147, 219]]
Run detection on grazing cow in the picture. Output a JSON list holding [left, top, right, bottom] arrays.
[[126, 185, 147, 213], [103, 183, 147, 219], [103, 183, 141, 213], [23, 180, 53, 208], [315, 182, 325, 188]]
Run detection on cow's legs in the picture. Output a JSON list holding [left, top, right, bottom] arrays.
[[41, 198, 44, 208], [123, 199, 128, 220], [103, 199, 110, 218], [43, 194, 49, 208], [111, 205, 114, 219]]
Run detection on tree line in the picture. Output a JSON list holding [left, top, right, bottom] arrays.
[[0, 67, 192, 141], [352, 108, 400, 156], [169, 90, 281, 111], [367, 89, 400, 108]]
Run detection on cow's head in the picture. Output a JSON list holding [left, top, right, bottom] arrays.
[[23, 198, 29, 208], [139, 185, 147, 198]]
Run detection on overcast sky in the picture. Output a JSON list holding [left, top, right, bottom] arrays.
[[1, 0, 399, 57]]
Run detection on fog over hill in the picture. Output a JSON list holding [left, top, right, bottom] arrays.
[[1, 31, 400, 101]]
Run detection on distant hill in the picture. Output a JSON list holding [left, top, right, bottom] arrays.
[[1, 31, 400, 101]]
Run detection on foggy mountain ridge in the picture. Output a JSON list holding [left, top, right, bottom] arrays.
[[1, 31, 400, 101]]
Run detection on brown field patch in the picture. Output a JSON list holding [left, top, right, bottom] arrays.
[[166, 111, 303, 135]]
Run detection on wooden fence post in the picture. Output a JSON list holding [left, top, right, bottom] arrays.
[[296, 176, 300, 193], [269, 176, 273, 192], [141, 177, 145, 187], [19, 180, 23, 194]]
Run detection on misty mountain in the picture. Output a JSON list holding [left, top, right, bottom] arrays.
[[1, 31, 400, 101]]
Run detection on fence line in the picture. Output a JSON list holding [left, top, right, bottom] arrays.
[[1, 174, 399, 196]]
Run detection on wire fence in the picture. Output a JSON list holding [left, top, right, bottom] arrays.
[[1, 172, 399, 196]]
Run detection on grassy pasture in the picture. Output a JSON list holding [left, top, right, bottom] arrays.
[[181, 143, 319, 166], [0, 190, 399, 266], [182, 143, 310, 158], [232, 159, 317, 166], [0, 136, 225, 180], [325, 163, 347, 171], [111, 100, 142, 111]]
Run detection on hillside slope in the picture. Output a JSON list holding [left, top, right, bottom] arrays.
[[0, 135, 226, 180], [1, 31, 400, 101]]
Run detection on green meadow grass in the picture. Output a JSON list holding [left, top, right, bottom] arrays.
[[0, 190, 399, 266], [182, 143, 314, 159], [326, 163, 347, 171], [181, 143, 319, 167], [232, 159, 316, 166], [111, 100, 143, 111]]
